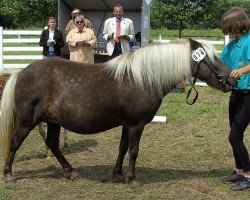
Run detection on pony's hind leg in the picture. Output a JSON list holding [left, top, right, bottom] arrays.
[[62, 128, 69, 149], [3, 124, 33, 183], [113, 125, 129, 183], [46, 122, 75, 179], [38, 122, 53, 159]]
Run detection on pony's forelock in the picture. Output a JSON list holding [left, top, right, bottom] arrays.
[[199, 40, 217, 64]]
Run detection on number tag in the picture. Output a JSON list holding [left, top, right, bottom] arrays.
[[192, 47, 206, 62]]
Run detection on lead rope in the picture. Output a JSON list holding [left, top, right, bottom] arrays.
[[186, 47, 206, 105], [186, 59, 201, 105], [186, 77, 199, 105]]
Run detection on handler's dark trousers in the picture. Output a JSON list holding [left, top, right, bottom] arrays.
[[229, 90, 250, 172], [109, 42, 122, 60]]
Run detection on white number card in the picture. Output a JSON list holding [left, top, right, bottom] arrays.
[[192, 47, 206, 62]]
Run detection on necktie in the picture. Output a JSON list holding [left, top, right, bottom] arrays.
[[116, 19, 121, 43]]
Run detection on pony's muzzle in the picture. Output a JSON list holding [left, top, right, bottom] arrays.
[[225, 77, 238, 91]]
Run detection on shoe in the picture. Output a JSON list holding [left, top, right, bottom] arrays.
[[221, 171, 244, 183], [230, 177, 250, 191]]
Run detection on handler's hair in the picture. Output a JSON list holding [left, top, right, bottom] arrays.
[[221, 7, 250, 35], [113, 4, 123, 10], [74, 15, 85, 24], [47, 16, 57, 23]]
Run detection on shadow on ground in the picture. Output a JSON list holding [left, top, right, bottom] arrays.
[[13, 164, 228, 185], [17, 139, 98, 161]]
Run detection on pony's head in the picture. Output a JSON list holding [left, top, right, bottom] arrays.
[[189, 39, 237, 92]]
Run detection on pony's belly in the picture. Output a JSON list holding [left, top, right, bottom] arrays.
[[61, 118, 122, 134]]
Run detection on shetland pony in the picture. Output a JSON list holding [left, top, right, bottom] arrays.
[[0, 39, 237, 184]]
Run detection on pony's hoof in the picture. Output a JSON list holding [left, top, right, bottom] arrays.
[[64, 171, 80, 180], [113, 174, 126, 183], [63, 142, 69, 149], [64, 171, 72, 179], [46, 155, 53, 160], [5, 178, 17, 184], [2, 175, 17, 184], [70, 171, 81, 180], [127, 179, 143, 187]]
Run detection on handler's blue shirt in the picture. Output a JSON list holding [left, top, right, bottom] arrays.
[[221, 33, 250, 90]]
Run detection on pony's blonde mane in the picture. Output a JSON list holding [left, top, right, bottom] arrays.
[[198, 40, 218, 64], [105, 39, 216, 94]]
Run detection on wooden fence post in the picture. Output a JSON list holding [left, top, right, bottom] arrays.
[[0, 27, 3, 69], [224, 35, 230, 46]]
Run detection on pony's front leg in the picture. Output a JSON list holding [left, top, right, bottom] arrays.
[[113, 125, 129, 183], [126, 125, 144, 186]]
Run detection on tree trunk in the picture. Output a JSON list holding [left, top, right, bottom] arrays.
[[178, 20, 182, 38]]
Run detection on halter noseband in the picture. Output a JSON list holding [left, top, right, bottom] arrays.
[[186, 47, 235, 105]]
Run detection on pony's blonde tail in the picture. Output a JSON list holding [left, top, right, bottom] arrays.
[[0, 72, 20, 164]]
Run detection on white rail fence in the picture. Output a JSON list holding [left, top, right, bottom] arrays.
[[0, 27, 230, 70], [0, 27, 42, 69], [152, 34, 230, 47]]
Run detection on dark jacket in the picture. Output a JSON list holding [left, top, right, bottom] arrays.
[[39, 28, 65, 56]]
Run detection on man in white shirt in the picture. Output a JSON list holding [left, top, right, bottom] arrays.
[[103, 4, 135, 59]]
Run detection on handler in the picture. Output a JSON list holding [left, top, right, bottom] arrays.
[[220, 7, 250, 191], [103, 4, 135, 59], [66, 15, 97, 63]]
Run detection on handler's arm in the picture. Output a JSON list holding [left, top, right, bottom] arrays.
[[230, 65, 250, 79], [66, 31, 78, 47]]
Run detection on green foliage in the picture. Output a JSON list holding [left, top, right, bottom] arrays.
[[150, 0, 245, 30], [0, 0, 58, 28], [0, 0, 249, 30]]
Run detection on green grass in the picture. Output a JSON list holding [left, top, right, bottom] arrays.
[[150, 28, 224, 40], [0, 87, 250, 200], [4, 43, 40, 47], [3, 43, 41, 64], [1, 29, 247, 199]]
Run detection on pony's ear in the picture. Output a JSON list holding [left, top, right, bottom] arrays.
[[188, 38, 201, 50]]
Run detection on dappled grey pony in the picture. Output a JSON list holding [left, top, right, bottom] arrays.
[[0, 39, 237, 185]]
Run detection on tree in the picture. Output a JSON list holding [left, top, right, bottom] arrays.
[[150, 0, 245, 34], [151, 0, 215, 37], [0, 0, 57, 28]]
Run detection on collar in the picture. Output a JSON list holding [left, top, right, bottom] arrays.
[[116, 17, 122, 22], [234, 33, 249, 48], [77, 27, 87, 33], [49, 28, 55, 33]]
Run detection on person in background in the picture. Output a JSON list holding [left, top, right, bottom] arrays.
[[66, 15, 97, 63], [103, 4, 134, 59], [39, 16, 65, 59], [65, 8, 93, 35], [220, 7, 250, 191], [39, 17, 66, 158]]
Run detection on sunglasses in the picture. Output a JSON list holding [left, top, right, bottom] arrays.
[[76, 21, 83, 24]]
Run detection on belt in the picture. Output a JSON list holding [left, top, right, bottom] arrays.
[[48, 51, 55, 55], [232, 90, 250, 94]]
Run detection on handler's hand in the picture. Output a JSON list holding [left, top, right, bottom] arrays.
[[119, 35, 130, 41], [77, 40, 87, 46], [230, 69, 243, 79], [47, 40, 56, 46], [107, 33, 114, 41], [51, 40, 56, 45]]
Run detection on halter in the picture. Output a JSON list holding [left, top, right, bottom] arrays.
[[186, 47, 235, 105]]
